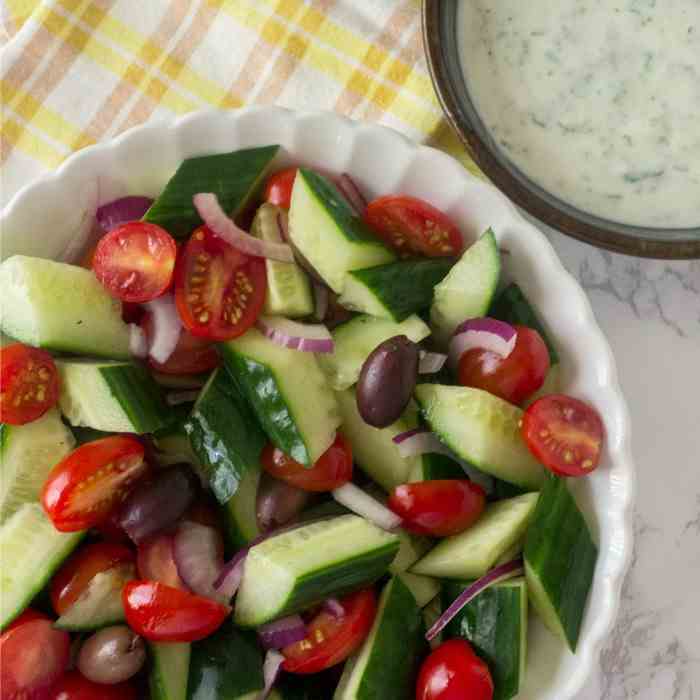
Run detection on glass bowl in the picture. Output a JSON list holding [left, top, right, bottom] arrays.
[[422, 0, 700, 259]]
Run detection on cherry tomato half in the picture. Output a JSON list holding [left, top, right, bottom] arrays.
[[458, 325, 550, 405], [263, 167, 298, 209], [416, 639, 494, 700], [522, 394, 604, 476], [0, 619, 70, 699], [388, 480, 486, 537], [261, 433, 353, 492], [92, 221, 177, 303], [0, 343, 60, 425], [364, 195, 463, 258], [141, 312, 219, 375], [3, 608, 50, 634], [122, 580, 229, 642], [48, 670, 138, 700], [282, 588, 377, 674], [174, 226, 267, 341], [50, 542, 134, 616], [136, 533, 188, 590], [42, 436, 147, 532]]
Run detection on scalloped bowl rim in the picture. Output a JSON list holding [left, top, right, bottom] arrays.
[[0, 106, 635, 700]]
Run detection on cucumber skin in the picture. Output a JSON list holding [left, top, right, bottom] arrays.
[[185, 367, 266, 504], [341, 258, 454, 322], [99, 362, 170, 433], [414, 453, 465, 481], [524, 476, 597, 651], [149, 642, 190, 700], [490, 283, 559, 365], [442, 580, 526, 700], [144, 146, 279, 238], [219, 349, 310, 466], [336, 577, 425, 700], [186, 623, 264, 699]]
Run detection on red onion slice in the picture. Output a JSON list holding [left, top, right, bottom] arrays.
[[96, 196, 153, 233], [312, 281, 329, 322], [426, 559, 524, 641], [165, 390, 200, 406], [392, 428, 453, 458], [336, 173, 367, 215], [324, 597, 345, 618], [128, 323, 148, 358], [260, 649, 285, 700], [194, 193, 294, 262], [136, 532, 189, 591], [258, 614, 307, 650], [256, 315, 334, 354], [332, 483, 402, 532], [418, 351, 447, 374], [173, 521, 228, 606], [144, 295, 181, 364], [448, 318, 518, 370]]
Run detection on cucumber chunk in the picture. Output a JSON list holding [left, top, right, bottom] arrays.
[[0, 503, 85, 629], [0, 255, 130, 358], [339, 258, 454, 322], [252, 204, 313, 318], [524, 476, 598, 651], [143, 146, 279, 238], [186, 622, 264, 699], [55, 562, 134, 631], [222, 466, 261, 550], [289, 169, 395, 293], [415, 384, 545, 489], [408, 453, 466, 482], [219, 328, 340, 466], [389, 532, 440, 607], [57, 359, 169, 434], [334, 576, 424, 700], [411, 493, 538, 579], [442, 578, 528, 700], [0, 409, 75, 523], [430, 230, 500, 345], [320, 315, 430, 392], [234, 515, 399, 627], [184, 367, 266, 504], [149, 642, 190, 700], [490, 283, 559, 365]]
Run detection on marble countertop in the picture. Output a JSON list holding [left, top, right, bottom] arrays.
[[538, 227, 700, 700]]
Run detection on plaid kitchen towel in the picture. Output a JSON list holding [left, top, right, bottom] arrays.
[[0, 0, 481, 207]]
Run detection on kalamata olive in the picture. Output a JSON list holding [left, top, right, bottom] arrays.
[[77, 625, 146, 684], [357, 335, 419, 428], [256, 473, 311, 532], [117, 464, 199, 544]]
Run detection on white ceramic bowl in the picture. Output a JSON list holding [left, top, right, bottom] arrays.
[[0, 107, 635, 700]]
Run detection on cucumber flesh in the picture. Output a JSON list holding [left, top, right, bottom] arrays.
[[442, 578, 528, 700], [220, 328, 340, 466], [0, 255, 130, 358], [57, 359, 169, 434], [234, 515, 399, 627], [289, 169, 395, 293], [389, 532, 440, 607], [397, 572, 441, 608], [0, 409, 75, 523], [430, 229, 500, 345], [252, 204, 313, 318], [334, 576, 424, 700], [319, 314, 430, 392], [55, 563, 134, 631], [524, 476, 598, 651], [186, 622, 264, 699], [339, 258, 454, 322], [144, 146, 279, 239], [415, 384, 545, 489], [184, 367, 266, 503], [411, 493, 539, 579], [0, 503, 85, 629], [149, 642, 190, 700]]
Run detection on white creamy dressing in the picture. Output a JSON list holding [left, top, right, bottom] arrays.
[[458, 0, 700, 228]]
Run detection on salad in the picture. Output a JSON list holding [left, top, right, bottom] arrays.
[[0, 146, 605, 700]]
